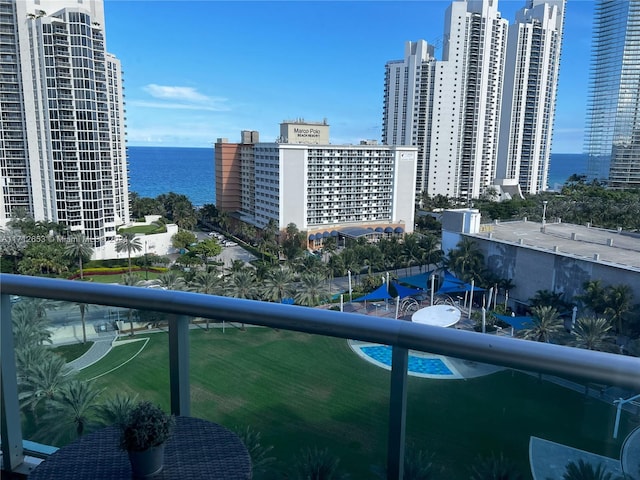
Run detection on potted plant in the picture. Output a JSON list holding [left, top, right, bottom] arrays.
[[120, 401, 175, 478]]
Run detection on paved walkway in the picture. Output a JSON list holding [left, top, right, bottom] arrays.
[[65, 334, 116, 372]]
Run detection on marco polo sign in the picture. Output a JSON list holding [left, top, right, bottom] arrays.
[[280, 120, 330, 145]]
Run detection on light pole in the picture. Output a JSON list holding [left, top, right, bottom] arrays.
[[144, 240, 148, 280], [542, 201, 548, 226]]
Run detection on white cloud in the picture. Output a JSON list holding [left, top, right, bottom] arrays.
[[127, 100, 230, 112], [144, 84, 209, 102], [135, 84, 230, 112]]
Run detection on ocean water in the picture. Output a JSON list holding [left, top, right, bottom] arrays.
[[127, 146, 215, 207], [547, 153, 589, 190], [126, 147, 587, 205]]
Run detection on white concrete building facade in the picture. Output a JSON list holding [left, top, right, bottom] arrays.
[[0, 0, 129, 249], [382, 41, 437, 197], [428, 0, 508, 200], [252, 141, 417, 235], [497, 0, 565, 194]]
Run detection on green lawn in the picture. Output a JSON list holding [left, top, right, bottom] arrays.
[[82, 271, 161, 284], [118, 224, 166, 235], [53, 341, 93, 362], [77, 329, 632, 478]]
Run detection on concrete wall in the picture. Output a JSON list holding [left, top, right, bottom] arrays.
[[475, 236, 640, 307], [93, 221, 179, 261]]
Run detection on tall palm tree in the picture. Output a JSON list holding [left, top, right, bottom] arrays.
[[225, 269, 259, 330], [419, 234, 443, 272], [190, 271, 222, 330], [261, 267, 295, 303], [402, 234, 424, 274], [121, 272, 142, 335], [294, 272, 329, 307], [520, 306, 564, 343], [604, 284, 633, 334], [64, 234, 94, 280], [469, 452, 523, 480], [571, 317, 615, 352], [116, 232, 143, 274], [77, 302, 89, 344], [577, 280, 607, 315], [445, 237, 484, 282], [40, 380, 102, 443]]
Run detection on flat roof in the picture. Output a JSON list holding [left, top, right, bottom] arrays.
[[466, 221, 640, 271]]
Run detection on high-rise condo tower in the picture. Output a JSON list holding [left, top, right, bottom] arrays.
[[0, 0, 129, 247], [585, 0, 640, 189]]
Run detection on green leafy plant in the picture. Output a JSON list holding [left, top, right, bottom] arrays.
[[470, 452, 523, 480], [119, 401, 175, 452]]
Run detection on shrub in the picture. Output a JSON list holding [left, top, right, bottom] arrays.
[[120, 401, 175, 452]]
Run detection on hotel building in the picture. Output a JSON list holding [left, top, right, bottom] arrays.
[[0, 0, 129, 248], [215, 120, 417, 241], [383, 0, 565, 200], [584, 0, 640, 189]]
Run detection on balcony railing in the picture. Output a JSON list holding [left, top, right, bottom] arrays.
[[1, 273, 639, 479]]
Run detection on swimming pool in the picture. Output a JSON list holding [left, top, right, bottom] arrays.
[[352, 343, 463, 379]]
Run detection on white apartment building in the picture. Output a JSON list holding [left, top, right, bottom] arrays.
[[0, 0, 129, 249], [427, 0, 508, 200], [383, 0, 565, 200], [497, 0, 565, 194], [382, 41, 436, 197], [216, 121, 417, 237]]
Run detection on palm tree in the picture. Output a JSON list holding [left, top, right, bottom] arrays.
[[77, 302, 89, 344], [64, 234, 93, 280], [294, 272, 329, 307], [419, 234, 443, 272], [402, 234, 424, 274], [520, 306, 564, 343], [560, 459, 618, 480], [190, 271, 222, 330], [571, 317, 615, 352], [121, 272, 142, 335], [577, 280, 607, 315], [96, 392, 139, 428], [445, 237, 484, 282], [603, 284, 633, 334], [39, 380, 102, 443], [292, 447, 348, 480], [225, 269, 259, 329], [12, 301, 52, 350], [152, 270, 186, 291], [234, 426, 275, 478], [115, 232, 143, 274], [18, 354, 72, 413], [469, 452, 523, 480], [261, 267, 295, 303]]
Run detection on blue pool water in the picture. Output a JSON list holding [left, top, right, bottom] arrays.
[[360, 345, 454, 376]]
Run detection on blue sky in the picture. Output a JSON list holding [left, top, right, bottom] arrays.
[[104, 0, 594, 152]]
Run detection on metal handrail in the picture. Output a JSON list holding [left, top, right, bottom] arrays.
[[1, 273, 639, 479], [1, 274, 639, 389]]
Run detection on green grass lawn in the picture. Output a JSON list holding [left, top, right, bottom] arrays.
[[77, 328, 632, 478], [118, 224, 166, 235], [53, 341, 93, 362], [81, 272, 161, 284]]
